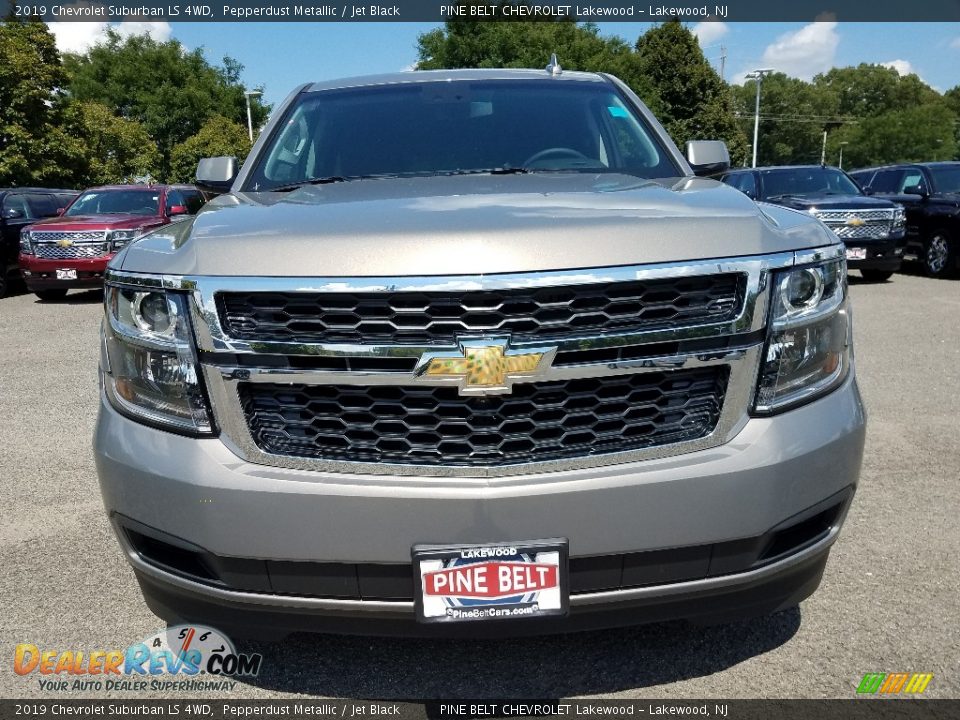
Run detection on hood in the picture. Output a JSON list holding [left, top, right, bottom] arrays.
[[30, 214, 162, 231], [765, 193, 897, 212], [118, 173, 836, 277]]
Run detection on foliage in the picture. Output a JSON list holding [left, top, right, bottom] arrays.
[[168, 115, 251, 183], [74, 101, 161, 185], [0, 20, 87, 187], [62, 30, 269, 179], [633, 21, 749, 166]]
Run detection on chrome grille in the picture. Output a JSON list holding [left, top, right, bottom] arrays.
[[31, 230, 105, 243], [814, 209, 895, 240], [239, 368, 728, 467], [217, 274, 744, 344], [34, 243, 110, 260]]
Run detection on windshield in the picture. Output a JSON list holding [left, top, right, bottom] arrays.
[[759, 168, 861, 199], [246, 79, 680, 191], [929, 166, 960, 194], [65, 190, 160, 216]]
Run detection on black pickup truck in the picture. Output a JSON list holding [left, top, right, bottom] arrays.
[[849, 162, 960, 278], [719, 165, 907, 282]]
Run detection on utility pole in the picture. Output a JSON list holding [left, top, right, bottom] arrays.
[[244, 90, 263, 143], [719, 46, 727, 82], [746, 69, 773, 168], [838, 141, 849, 169], [820, 129, 828, 165]]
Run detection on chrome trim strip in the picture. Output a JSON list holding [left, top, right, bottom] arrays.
[[117, 519, 839, 615], [203, 345, 761, 479]]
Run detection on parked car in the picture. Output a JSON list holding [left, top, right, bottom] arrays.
[[95, 67, 865, 638], [0, 188, 78, 297], [849, 162, 960, 278], [719, 165, 906, 282], [18, 184, 206, 301]]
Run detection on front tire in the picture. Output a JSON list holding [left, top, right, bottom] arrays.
[[34, 289, 68, 302], [860, 269, 894, 282], [923, 230, 956, 278]]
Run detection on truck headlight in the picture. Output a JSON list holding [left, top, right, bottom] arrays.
[[753, 258, 851, 414], [108, 229, 142, 250], [20, 230, 33, 256], [102, 285, 213, 434], [892, 206, 906, 230]]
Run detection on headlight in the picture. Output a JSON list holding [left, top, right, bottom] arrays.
[[892, 206, 906, 230], [102, 284, 212, 434], [753, 258, 851, 414], [20, 230, 33, 255], [108, 229, 143, 250]]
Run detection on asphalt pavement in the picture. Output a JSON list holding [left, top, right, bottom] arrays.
[[1, 267, 958, 699]]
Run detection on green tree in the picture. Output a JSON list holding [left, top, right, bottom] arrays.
[[168, 115, 251, 183], [0, 19, 86, 186], [633, 21, 748, 166], [831, 104, 957, 167], [74, 101, 160, 185], [63, 31, 269, 179]]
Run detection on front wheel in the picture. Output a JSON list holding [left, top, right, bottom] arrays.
[[860, 270, 893, 282], [34, 289, 68, 302], [924, 230, 956, 278]]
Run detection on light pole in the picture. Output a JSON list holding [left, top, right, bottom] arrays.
[[746, 68, 773, 168], [244, 90, 263, 143], [838, 141, 849, 169]]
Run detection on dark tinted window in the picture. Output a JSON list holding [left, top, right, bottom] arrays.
[[758, 167, 861, 198], [55, 194, 77, 211], [2, 194, 32, 219], [165, 190, 185, 213], [181, 190, 205, 214], [929, 166, 960, 194], [248, 80, 679, 190], [25, 194, 59, 218], [848, 170, 873, 188], [869, 169, 904, 194], [725, 172, 757, 197]]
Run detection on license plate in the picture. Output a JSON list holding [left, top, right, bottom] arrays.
[[413, 539, 568, 624], [845, 247, 867, 261], [56, 269, 78, 280]]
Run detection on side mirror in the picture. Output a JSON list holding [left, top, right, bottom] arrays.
[[196, 156, 238, 194], [861, 186, 874, 196], [2, 208, 24, 220], [903, 184, 927, 198], [686, 141, 730, 177], [168, 204, 188, 216], [56, 208, 65, 216]]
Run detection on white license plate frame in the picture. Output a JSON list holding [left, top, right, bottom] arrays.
[[413, 539, 569, 624], [55, 269, 78, 280], [845, 247, 867, 261]]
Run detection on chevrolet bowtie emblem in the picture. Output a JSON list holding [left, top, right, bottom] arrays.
[[56, 238, 74, 247], [845, 217, 865, 227], [414, 339, 556, 396]]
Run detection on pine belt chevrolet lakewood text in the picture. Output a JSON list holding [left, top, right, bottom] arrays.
[[94, 67, 866, 637]]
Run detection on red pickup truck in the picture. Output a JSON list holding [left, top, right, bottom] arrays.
[[18, 184, 205, 301]]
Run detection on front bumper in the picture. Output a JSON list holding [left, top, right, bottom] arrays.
[[843, 235, 906, 271], [95, 372, 866, 636], [19, 253, 114, 290]]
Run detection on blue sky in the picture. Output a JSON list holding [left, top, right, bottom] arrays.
[[49, 22, 960, 108]]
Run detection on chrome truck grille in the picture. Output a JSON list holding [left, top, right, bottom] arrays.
[[814, 209, 895, 240], [31, 230, 109, 259], [108, 251, 837, 478]]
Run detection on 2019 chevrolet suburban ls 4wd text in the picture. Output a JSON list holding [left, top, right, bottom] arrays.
[[94, 66, 866, 638]]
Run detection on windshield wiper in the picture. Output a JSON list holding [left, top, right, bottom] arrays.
[[268, 176, 349, 192], [439, 167, 532, 176]]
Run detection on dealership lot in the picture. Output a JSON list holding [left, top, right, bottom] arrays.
[[1, 270, 958, 700]]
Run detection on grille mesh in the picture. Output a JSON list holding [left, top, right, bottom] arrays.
[[31, 230, 105, 243], [239, 368, 728, 467], [33, 243, 109, 260], [218, 274, 744, 344], [815, 209, 895, 240]]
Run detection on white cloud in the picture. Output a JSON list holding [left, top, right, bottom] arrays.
[[691, 21, 729, 47], [48, 21, 171, 54], [759, 22, 840, 81], [881, 59, 915, 76]]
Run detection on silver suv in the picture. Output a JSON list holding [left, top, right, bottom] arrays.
[[94, 68, 865, 637]]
